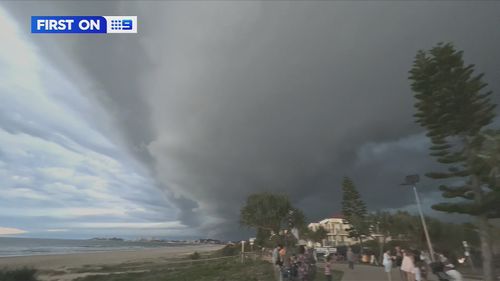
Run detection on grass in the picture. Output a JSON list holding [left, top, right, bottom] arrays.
[[73, 258, 275, 281], [0, 267, 38, 281], [71, 256, 344, 281]]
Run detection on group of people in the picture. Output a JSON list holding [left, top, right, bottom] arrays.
[[272, 244, 318, 281], [382, 246, 464, 281], [272, 244, 465, 281]]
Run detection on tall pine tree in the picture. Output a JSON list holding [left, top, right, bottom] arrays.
[[409, 42, 498, 281], [341, 177, 370, 252]]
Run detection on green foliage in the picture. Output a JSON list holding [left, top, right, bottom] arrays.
[[189, 251, 201, 260], [216, 245, 239, 257], [240, 193, 307, 245], [369, 211, 396, 238], [368, 211, 480, 257], [303, 226, 328, 243], [409, 42, 499, 280], [255, 228, 272, 247], [409, 42, 498, 218], [341, 177, 367, 218], [311, 226, 328, 243], [74, 258, 275, 281], [0, 268, 38, 281], [374, 211, 480, 255], [341, 177, 370, 239], [409, 42, 495, 140], [240, 193, 292, 233]]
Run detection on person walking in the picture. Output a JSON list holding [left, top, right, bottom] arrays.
[[346, 247, 355, 270], [324, 254, 333, 281], [383, 249, 393, 281]]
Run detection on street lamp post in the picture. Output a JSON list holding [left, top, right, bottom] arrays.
[[401, 174, 435, 262], [285, 209, 294, 250]]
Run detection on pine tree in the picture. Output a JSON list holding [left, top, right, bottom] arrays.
[[341, 177, 370, 251], [409, 42, 498, 281]]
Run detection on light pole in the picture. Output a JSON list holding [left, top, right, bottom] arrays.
[[285, 209, 294, 250], [401, 174, 435, 262]]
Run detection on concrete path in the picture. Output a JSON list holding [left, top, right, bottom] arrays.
[[335, 263, 477, 281]]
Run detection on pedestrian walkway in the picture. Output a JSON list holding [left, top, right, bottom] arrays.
[[336, 263, 393, 281], [335, 263, 477, 281]]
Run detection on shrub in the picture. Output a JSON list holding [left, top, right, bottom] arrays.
[[0, 267, 38, 281], [218, 245, 238, 257], [189, 251, 201, 260]]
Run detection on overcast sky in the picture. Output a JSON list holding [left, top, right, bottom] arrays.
[[0, 1, 499, 240]]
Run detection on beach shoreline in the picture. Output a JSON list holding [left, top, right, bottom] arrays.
[[0, 244, 224, 270]]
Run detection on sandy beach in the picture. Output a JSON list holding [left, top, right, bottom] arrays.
[[0, 244, 224, 280]]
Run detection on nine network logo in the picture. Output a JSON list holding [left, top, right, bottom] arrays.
[[31, 16, 137, 34]]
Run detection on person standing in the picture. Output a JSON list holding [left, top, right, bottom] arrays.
[[324, 254, 333, 281], [395, 247, 404, 281], [419, 250, 430, 281], [414, 260, 423, 281], [439, 254, 463, 281], [347, 247, 355, 270], [297, 245, 317, 281], [401, 251, 416, 281], [383, 249, 393, 281], [273, 244, 284, 281]]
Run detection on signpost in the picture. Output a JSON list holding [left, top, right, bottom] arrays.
[[249, 238, 255, 252], [241, 240, 245, 263]]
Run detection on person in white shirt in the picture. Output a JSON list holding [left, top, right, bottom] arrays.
[[383, 249, 393, 281], [439, 254, 463, 281], [413, 260, 422, 281]]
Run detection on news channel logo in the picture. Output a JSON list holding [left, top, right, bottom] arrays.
[[31, 16, 137, 34]]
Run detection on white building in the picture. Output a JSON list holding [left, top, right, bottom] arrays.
[[308, 215, 358, 247], [309, 214, 387, 247]]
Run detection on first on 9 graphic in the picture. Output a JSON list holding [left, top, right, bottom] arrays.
[[31, 16, 137, 34]]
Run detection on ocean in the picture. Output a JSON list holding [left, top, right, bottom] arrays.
[[0, 237, 183, 257]]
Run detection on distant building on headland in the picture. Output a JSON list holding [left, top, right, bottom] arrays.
[[90, 237, 124, 241], [196, 238, 223, 244]]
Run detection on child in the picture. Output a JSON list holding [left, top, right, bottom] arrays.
[[325, 254, 333, 281], [414, 260, 422, 281]]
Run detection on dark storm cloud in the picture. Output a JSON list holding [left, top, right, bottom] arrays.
[[4, 1, 500, 238], [2, 1, 157, 165]]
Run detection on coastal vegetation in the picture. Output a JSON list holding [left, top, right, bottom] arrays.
[[409, 42, 500, 281], [341, 177, 370, 253], [0, 267, 38, 281], [72, 258, 275, 281], [240, 193, 307, 247]]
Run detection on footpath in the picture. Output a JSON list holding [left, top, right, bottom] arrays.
[[336, 263, 479, 281]]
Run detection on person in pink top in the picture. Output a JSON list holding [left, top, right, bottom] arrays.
[[401, 250, 416, 281], [324, 254, 333, 281]]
